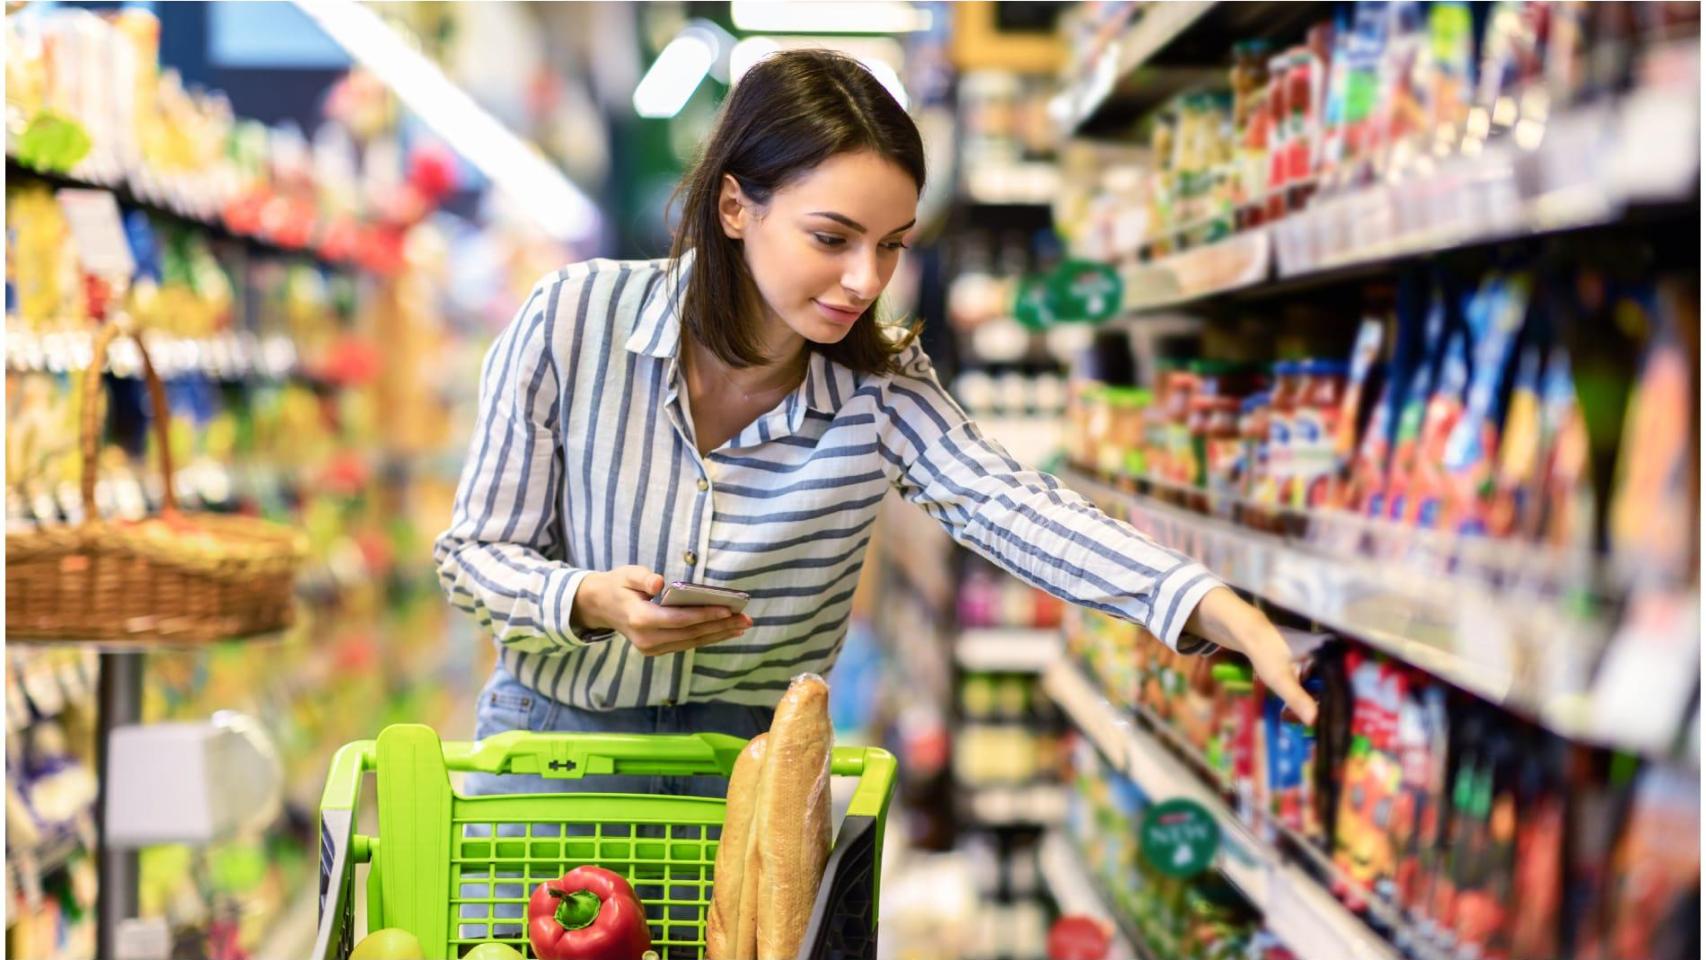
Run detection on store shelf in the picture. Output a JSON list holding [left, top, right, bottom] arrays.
[[1088, 65, 1699, 316], [1037, 832, 1143, 960], [1055, 2, 1334, 138], [955, 628, 1062, 673], [1042, 657, 1402, 960], [961, 783, 1069, 828], [7, 156, 374, 272], [1270, 83, 1700, 278], [1060, 467, 1701, 761], [6, 327, 300, 381], [1117, 228, 1269, 314]]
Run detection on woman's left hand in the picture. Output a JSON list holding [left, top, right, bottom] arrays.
[[1183, 587, 1318, 726]]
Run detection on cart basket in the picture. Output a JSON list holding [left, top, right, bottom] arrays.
[[313, 724, 896, 959]]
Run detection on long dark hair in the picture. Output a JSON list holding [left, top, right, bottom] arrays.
[[669, 48, 925, 375]]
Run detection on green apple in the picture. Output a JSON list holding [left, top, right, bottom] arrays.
[[462, 943, 526, 960], [350, 928, 424, 960]]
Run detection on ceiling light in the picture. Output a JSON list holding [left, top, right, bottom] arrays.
[[731, 1, 933, 35], [293, 0, 599, 243], [729, 36, 783, 84], [632, 26, 718, 119], [858, 57, 909, 110]]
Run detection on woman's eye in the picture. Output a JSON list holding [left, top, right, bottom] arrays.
[[881, 240, 910, 252], [813, 233, 846, 248]]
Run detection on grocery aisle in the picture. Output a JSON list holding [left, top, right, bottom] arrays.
[[863, 4, 1700, 960], [4, 4, 1700, 960]]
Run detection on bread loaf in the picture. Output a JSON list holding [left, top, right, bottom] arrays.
[[754, 675, 834, 960], [706, 733, 767, 960]]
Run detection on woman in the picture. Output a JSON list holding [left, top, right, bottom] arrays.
[[436, 49, 1315, 799]]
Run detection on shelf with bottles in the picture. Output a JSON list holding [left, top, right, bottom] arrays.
[[1055, 2, 1342, 139], [958, 68, 1063, 207], [3, 7, 455, 276], [1056, 3, 1700, 316], [1062, 254, 1699, 760], [955, 667, 1071, 831], [1053, 598, 1702, 960]]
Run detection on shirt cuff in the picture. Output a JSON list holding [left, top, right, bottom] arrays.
[[544, 567, 615, 646], [1147, 560, 1225, 654]]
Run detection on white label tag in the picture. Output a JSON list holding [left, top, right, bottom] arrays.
[[56, 189, 136, 279]]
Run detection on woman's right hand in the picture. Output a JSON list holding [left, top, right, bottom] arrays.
[[571, 566, 752, 657]]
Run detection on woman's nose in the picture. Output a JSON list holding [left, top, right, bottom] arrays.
[[842, 249, 882, 301]]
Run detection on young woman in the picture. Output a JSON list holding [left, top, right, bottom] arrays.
[[437, 49, 1315, 799]]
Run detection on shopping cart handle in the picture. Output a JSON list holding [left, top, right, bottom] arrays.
[[450, 730, 751, 779]]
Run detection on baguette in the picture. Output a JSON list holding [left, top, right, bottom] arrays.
[[755, 675, 834, 960], [706, 733, 768, 960]]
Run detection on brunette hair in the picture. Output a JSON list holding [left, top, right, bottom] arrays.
[[669, 48, 925, 374]]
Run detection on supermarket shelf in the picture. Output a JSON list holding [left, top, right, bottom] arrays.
[[1095, 85, 1699, 317], [955, 628, 1062, 673], [1056, 2, 1335, 138], [1059, 467, 1700, 761], [1037, 832, 1142, 960], [1042, 657, 1403, 960], [7, 156, 374, 272], [7, 327, 300, 381], [961, 783, 1069, 828]]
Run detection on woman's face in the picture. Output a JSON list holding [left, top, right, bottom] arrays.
[[719, 150, 918, 348]]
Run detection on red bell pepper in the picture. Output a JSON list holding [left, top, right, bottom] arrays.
[[527, 866, 653, 960]]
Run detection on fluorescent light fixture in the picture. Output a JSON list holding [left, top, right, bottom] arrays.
[[730, 36, 911, 108], [729, 36, 783, 84], [731, 1, 933, 35], [857, 56, 909, 110], [633, 26, 719, 119], [292, 0, 599, 243]]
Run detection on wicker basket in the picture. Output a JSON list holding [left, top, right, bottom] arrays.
[[6, 323, 308, 643]]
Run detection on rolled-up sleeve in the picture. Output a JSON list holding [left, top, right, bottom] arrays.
[[433, 275, 612, 652], [878, 347, 1222, 653]]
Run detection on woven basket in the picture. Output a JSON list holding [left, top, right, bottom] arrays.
[[6, 324, 308, 643]]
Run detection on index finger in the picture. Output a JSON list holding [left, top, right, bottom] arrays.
[[1266, 666, 1318, 727]]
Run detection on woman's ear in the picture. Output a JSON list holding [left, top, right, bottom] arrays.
[[718, 174, 751, 240]]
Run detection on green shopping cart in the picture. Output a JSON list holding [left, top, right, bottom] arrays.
[[312, 724, 896, 959]]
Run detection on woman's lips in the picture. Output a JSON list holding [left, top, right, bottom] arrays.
[[813, 300, 863, 325]]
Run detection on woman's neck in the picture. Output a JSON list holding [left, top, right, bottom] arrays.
[[689, 304, 808, 397]]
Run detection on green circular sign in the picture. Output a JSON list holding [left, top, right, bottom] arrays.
[[1139, 798, 1220, 878]]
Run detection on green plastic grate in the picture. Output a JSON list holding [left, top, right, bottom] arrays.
[[445, 805, 725, 958]]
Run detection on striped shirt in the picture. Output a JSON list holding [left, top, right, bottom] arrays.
[[434, 254, 1222, 710]]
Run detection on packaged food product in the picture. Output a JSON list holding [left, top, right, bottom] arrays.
[[1605, 764, 1701, 960], [1391, 293, 1467, 526], [1441, 275, 1529, 533], [1607, 281, 1696, 578], [1291, 358, 1349, 510], [1256, 361, 1304, 521]]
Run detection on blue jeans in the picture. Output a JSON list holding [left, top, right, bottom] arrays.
[[455, 663, 774, 943], [463, 662, 774, 798]]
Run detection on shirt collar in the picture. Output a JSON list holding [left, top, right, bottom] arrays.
[[624, 250, 692, 360]]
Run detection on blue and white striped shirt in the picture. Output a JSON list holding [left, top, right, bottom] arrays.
[[435, 254, 1222, 710]]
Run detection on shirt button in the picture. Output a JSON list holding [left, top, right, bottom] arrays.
[[684, 550, 698, 566], [697, 478, 709, 492]]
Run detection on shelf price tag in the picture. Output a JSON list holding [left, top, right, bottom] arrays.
[[1140, 798, 1219, 878]]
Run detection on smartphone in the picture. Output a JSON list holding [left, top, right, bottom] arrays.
[[653, 580, 750, 614]]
